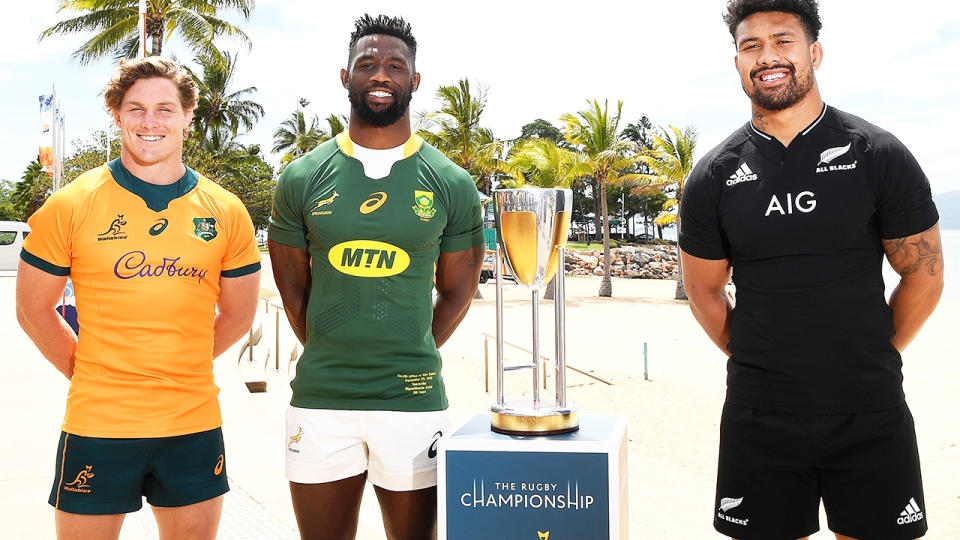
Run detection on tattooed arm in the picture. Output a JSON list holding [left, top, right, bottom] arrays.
[[268, 240, 311, 345], [882, 222, 944, 352]]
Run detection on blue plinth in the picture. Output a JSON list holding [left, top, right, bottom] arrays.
[[438, 414, 628, 540]]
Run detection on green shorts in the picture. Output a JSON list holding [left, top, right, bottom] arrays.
[[49, 428, 229, 515]]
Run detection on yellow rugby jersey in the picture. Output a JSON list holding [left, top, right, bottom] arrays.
[[22, 159, 260, 438]]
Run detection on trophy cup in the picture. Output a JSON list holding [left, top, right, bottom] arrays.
[[491, 187, 578, 435]]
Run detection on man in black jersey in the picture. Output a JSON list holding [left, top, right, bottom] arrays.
[[680, 1, 943, 539]]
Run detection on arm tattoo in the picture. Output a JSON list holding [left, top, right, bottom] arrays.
[[882, 228, 943, 277]]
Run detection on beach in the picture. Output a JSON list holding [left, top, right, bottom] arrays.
[[1, 267, 958, 538]]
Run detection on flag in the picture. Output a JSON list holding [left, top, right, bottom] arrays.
[[39, 94, 54, 171]]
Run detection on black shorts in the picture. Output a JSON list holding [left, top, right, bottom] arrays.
[[714, 403, 926, 540], [49, 428, 229, 515]]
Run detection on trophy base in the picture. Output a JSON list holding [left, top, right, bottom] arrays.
[[490, 400, 579, 436]]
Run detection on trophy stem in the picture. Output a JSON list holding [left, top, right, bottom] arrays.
[[495, 246, 505, 407], [555, 246, 567, 408], [531, 288, 540, 405]]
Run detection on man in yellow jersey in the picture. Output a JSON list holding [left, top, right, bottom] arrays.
[[16, 58, 261, 540], [269, 14, 484, 540]]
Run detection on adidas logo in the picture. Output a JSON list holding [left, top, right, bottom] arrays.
[[727, 163, 759, 186], [897, 497, 924, 525], [897, 497, 923, 525]]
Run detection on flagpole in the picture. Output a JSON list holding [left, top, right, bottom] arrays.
[[52, 85, 61, 192], [138, 0, 147, 58]]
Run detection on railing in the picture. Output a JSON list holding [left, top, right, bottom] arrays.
[[480, 332, 613, 393], [236, 295, 298, 393]]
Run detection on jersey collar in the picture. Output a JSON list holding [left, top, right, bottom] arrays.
[[335, 132, 424, 159], [107, 158, 198, 212], [748, 103, 829, 143]]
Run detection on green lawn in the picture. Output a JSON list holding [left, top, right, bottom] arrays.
[[565, 240, 621, 251]]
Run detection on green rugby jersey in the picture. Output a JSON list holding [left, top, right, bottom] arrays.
[[269, 133, 483, 411]]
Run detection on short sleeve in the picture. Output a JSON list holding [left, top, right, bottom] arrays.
[[873, 136, 939, 239], [678, 157, 728, 260], [21, 189, 74, 276], [220, 198, 261, 278], [268, 163, 308, 248], [439, 168, 484, 253]]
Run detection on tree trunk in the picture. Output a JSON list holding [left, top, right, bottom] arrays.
[[674, 212, 687, 300], [591, 178, 602, 241], [151, 29, 163, 56], [598, 175, 612, 297]]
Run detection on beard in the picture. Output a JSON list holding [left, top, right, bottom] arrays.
[[745, 62, 815, 111], [348, 81, 415, 127]]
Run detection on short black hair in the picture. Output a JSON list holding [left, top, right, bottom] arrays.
[[349, 14, 417, 59], [723, 0, 822, 42]]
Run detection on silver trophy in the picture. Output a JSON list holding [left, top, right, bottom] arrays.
[[491, 187, 578, 435]]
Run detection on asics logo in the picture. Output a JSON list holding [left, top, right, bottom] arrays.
[[360, 192, 387, 214], [214, 454, 224, 476], [149, 218, 169, 236], [727, 163, 758, 186], [427, 430, 442, 459]]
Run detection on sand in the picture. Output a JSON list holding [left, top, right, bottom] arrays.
[[3, 270, 957, 539], [439, 276, 960, 539]]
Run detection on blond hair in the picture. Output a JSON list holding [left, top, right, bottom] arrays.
[[103, 57, 198, 114]]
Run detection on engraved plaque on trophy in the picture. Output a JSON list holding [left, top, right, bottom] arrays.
[[491, 187, 578, 435]]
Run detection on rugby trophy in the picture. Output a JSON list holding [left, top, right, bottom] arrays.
[[491, 187, 578, 435]]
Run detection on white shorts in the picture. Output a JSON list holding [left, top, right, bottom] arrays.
[[285, 407, 450, 491]]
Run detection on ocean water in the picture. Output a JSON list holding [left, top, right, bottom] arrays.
[[882, 228, 960, 300]]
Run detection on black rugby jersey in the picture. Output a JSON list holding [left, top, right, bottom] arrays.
[[680, 105, 938, 413]]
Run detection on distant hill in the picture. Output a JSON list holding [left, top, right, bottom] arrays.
[[934, 190, 960, 230]]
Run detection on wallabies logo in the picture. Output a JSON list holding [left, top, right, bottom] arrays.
[[97, 214, 128, 241], [63, 465, 95, 494]]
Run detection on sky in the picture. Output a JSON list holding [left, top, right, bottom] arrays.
[[2, 0, 959, 195]]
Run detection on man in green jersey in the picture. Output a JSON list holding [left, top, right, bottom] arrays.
[[268, 14, 484, 540]]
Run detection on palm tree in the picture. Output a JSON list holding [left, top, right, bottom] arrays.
[[506, 138, 593, 300], [272, 100, 330, 170], [561, 99, 640, 297], [13, 160, 52, 219], [189, 50, 263, 145], [323, 113, 348, 139], [418, 78, 504, 191], [507, 139, 591, 189], [188, 125, 259, 178], [635, 125, 699, 300], [39, 0, 254, 65]]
